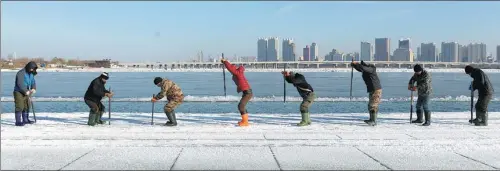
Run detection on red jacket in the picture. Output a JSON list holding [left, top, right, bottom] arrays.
[[223, 61, 250, 93]]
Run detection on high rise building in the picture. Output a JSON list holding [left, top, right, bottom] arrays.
[[441, 42, 459, 62], [267, 37, 280, 61], [374, 38, 390, 61], [417, 47, 421, 61], [458, 44, 469, 62], [360, 42, 373, 61], [302, 45, 310, 61], [257, 38, 268, 62], [467, 43, 487, 63], [420, 43, 437, 62], [311, 43, 320, 61], [497, 45, 500, 63], [392, 38, 413, 62], [282, 39, 296, 61]]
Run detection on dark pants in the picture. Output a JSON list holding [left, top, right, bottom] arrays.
[[416, 95, 430, 113], [13, 92, 30, 112], [85, 99, 104, 114], [238, 89, 253, 115], [300, 92, 316, 114], [476, 95, 492, 114]]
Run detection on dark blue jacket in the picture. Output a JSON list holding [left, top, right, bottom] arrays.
[[14, 62, 38, 95]]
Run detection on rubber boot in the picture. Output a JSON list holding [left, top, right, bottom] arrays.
[[22, 111, 34, 124], [364, 110, 377, 126], [96, 111, 106, 124], [165, 111, 177, 126], [412, 110, 424, 123], [88, 112, 97, 126], [484, 112, 488, 126], [238, 114, 249, 127], [306, 112, 312, 125], [15, 111, 25, 126], [422, 111, 431, 126], [474, 112, 486, 126], [297, 113, 311, 126]]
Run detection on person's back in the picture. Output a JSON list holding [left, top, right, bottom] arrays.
[[84, 77, 106, 102], [471, 68, 494, 96]]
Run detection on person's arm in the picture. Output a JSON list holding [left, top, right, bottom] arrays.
[[222, 60, 238, 75], [16, 71, 29, 95], [155, 81, 169, 100], [360, 61, 375, 74], [31, 76, 37, 90], [291, 73, 306, 84], [408, 74, 416, 88], [352, 63, 363, 72], [472, 70, 485, 91]]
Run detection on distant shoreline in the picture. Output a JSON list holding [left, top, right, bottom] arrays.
[[2, 68, 500, 73]]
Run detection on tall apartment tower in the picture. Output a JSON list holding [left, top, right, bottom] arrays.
[[257, 38, 268, 61], [420, 43, 437, 62], [282, 39, 296, 61], [374, 38, 390, 61], [441, 42, 459, 62], [360, 42, 373, 61], [266, 37, 280, 61], [303, 45, 310, 61], [310, 43, 320, 61]]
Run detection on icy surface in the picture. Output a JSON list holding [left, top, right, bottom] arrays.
[[1, 112, 500, 170]]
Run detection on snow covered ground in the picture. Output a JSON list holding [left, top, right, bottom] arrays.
[[2, 112, 500, 170], [2, 67, 500, 73]]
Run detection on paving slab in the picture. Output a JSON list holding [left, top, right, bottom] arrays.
[[62, 147, 182, 170], [272, 146, 389, 170], [172, 147, 280, 170], [0, 147, 92, 170], [357, 146, 496, 170]]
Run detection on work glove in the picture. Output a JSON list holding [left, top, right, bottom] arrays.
[[151, 97, 158, 102], [31, 89, 36, 94]]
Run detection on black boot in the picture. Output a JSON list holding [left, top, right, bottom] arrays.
[[484, 112, 488, 126], [15, 111, 24, 126], [165, 111, 177, 126], [474, 112, 486, 126], [422, 111, 431, 126], [364, 110, 377, 126], [412, 110, 424, 123], [88, 112, 97, 126]]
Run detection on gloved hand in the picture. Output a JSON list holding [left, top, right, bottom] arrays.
[[220, 58, 227, 63], [31, 89, 36, 94], [411, 87, 417, 91], [151, 97, 158, 102], [25, 91, 31, 96], [469, 83, 472, 91]]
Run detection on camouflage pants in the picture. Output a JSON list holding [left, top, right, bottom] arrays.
[[368, 89, 382, 112], [164, 95, 184, 114], [300, 92, 316, 113], [13, 92, 30, 112]]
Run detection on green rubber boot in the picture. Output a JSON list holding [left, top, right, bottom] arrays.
[[298, 113, 311, 126], [88, 112, 97, 126], [97, 111, 106, 125]]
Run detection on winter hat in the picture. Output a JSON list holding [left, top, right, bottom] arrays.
[[465, 65, 474, 74], [100, 72, 109, 80], [413, 64, 423, 72], [154, 77, 163, 85]]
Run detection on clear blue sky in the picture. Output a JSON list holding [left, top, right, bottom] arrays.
[[1, 1, 499, 62]]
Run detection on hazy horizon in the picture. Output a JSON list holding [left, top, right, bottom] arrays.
[[1, 1, 499, 62]]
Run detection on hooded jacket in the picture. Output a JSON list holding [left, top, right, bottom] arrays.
[[470, 68, 494, 96], [14, 61, 38, 95], [84, 76, 110, 102], [223, 61, 250, 93], [352, 61, 382, 93]]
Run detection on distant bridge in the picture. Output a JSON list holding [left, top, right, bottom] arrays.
[[119, 61, 500, 70]]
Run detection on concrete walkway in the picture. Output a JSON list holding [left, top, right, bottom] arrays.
[[2, 112, 500, 170]]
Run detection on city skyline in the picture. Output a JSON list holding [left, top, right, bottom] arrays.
[[1, 1, 499, 62]]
